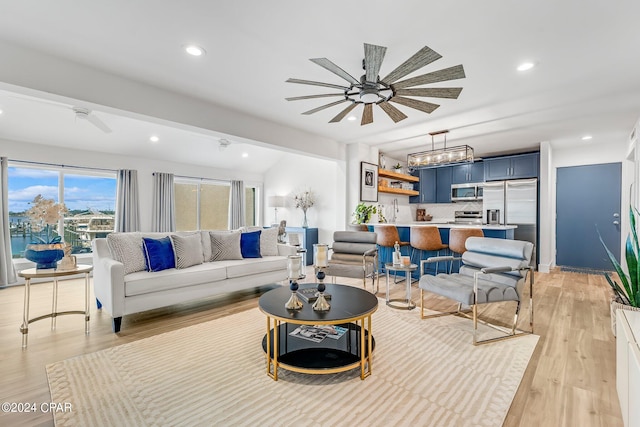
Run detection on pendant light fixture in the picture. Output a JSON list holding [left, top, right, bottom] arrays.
[[407, 130, 473, 168]]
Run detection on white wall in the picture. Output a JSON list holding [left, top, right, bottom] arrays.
[[263, 153, 344, 245], [1, 138, 263, 232]]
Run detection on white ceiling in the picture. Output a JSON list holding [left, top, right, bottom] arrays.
[[0, 1, 639, 169]]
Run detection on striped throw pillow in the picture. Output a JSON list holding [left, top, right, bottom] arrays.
[[170, 234, 203, 269]]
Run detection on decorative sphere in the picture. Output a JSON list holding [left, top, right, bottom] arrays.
[[289, 280, 299, 292], [316, 271, 325, 281], [317, 282, 325, 293]]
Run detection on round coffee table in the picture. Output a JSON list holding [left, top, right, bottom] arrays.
[[259, 283, 378, 381]]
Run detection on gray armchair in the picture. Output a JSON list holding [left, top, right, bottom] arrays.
[[419, 237, 534, 345], [322, 231, 379, 293]]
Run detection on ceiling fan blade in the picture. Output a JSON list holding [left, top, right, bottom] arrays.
[[302, 99, 348, 115], [389, 96, 440, 114], [361, 103, 374, 125], [329, 103, 357, 123], [378, 102, 408, 123], [395, 87, 463, 99], [309, 58, 359, 85], [392, 65, 466, 89], [286, 93, 345, 101], [86, 113, 112, 133], [364, 43, 387, 83], [286, 78, 349, 90], [381, 46, 442, 84]]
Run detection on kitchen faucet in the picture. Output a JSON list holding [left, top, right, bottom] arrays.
[[392, 198, 398, 223]]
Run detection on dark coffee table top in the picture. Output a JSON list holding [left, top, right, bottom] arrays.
[[259, 283, 378, 323]]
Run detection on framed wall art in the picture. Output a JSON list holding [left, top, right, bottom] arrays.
[[360, 161, 378, 202]]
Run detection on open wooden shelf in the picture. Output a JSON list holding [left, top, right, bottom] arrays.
[[378, 169, 419, 182], [378, 186, 419, 196]]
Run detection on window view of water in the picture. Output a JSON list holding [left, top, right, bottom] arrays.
[[8, 166, 117, 258]]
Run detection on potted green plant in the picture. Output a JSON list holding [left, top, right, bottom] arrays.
[[352, 203, 387, 224], [600, 206, 640, 335]]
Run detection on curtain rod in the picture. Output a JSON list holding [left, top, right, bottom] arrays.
[[174, 174, 232, 183], [9, 159, 116, 173]]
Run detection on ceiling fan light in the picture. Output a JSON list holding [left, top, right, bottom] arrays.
[[360, 88, 379, 104]]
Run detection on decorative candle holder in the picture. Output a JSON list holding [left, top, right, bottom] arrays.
[[285, 255, 303, 310], [313, 268, 331, 311]]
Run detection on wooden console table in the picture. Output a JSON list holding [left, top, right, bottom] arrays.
[[19, 264, 93, 348]]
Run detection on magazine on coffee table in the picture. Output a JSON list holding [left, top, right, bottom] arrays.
[[289, 325, 330, 343], [289, 325, 348, 343], [298, 288, 332, 303]]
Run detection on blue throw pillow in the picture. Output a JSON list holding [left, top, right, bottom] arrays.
[[240, 230, 262, 258], [142, 237, 176, 272]]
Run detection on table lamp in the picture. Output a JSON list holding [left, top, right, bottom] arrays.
[[268, 195, 286, 225]]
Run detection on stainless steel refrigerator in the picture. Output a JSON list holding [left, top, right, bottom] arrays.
[[482, 179, 538, 265]]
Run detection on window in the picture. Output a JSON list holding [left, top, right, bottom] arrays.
[[8, 164, 116, 258], [175, 178, 259, 231]]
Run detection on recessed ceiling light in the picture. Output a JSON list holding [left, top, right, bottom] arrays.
[[347, 116, 357, 121], [242, 152, 249, 158], [582, 135, 593, 141], [517, 62, 535, 71], [0, 109, 3, 115], [184, 45, 206, 56], [150, 135, 159, 142]]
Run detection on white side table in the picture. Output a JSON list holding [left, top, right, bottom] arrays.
[[384, 262, 418, 310], [18, 264, 93, 348]]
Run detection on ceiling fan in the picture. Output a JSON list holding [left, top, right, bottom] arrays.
[[4, 92, 112, 133], [286, 43, 465, 125], [71, 107, 112, 133]]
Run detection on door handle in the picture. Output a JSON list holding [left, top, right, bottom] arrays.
[[613, 221, 620, 225], [613, 213, 620, 218]]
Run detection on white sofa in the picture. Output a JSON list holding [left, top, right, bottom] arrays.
[[92, 230, 296, 332]]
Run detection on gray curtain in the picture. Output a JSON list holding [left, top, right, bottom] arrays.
[[0, 157, 17, 285], [115, 169, 140, 232], [151, 172, 175, 232], [228, 180, 245, 230]]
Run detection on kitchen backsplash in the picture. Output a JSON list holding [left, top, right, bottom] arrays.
[[375, 192, 482, 224], [414, 201, 483, 223]]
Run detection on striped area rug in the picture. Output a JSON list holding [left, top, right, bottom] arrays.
[[47, 301, 538, 427]]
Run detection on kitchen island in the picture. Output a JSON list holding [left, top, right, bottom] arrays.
[[366, 223, 518, 278]]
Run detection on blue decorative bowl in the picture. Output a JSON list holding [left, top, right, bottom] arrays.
[[24, 243, 65, 269]]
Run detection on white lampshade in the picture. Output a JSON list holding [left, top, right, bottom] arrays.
[[287, 255, 303, 280], [313, 244, 329, 268], [268, 195, 286, 208]]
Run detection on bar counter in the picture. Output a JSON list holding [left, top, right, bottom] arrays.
[[365, 223, 517, 278]]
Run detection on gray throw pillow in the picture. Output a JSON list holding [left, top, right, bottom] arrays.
[[170, 234, 204, 269], [260, 227, 279, 256], [106, 232, 146, 274], [210, 231, 242, 261]]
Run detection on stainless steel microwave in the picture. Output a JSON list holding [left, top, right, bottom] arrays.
[[451, 183, 483, 202]]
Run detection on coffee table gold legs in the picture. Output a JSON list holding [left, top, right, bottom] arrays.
[[360, 315, 373, 380], [266, 316, 279, 381]]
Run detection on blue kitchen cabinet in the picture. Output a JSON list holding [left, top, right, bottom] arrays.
[[409, 168, 437, 203], [451, 162, 484, 184], [484, 152, 539, 181], [436, 167, 452, 203]]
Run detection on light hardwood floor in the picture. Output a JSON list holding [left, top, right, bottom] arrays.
[[0, 268, 623, 426]]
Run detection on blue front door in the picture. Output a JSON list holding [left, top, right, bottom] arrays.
[[556, 163, 621, 270]]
